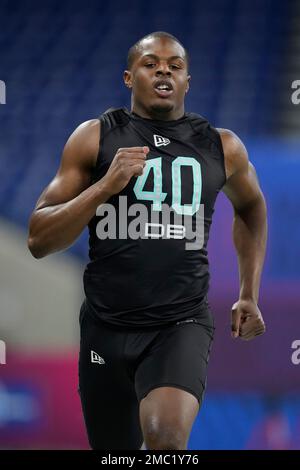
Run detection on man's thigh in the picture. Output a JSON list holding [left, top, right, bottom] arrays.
[[136, 319, 214, 449], [135, 319, 214, 407], [79, 309, 143, 450]]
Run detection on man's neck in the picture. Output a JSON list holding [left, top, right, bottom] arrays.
[[131, 104, 185, 121]]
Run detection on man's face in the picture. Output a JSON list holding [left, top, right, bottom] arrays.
[[124, 37, 190, 117]]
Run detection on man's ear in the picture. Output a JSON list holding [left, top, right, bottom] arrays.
[[123, 70, 132, 89], [186, 75, 191, 94]]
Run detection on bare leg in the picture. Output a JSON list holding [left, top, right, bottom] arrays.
[[139, 386, 199, 450]]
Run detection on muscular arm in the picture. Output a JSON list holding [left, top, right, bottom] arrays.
[[219, 129, 267, 340], [27, 120, 112, 258], [28, 119, 148, 259]]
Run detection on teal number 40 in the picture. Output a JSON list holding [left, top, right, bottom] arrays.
[[133, 156, 202, 216]]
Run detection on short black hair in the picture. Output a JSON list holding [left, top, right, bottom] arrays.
[[127, 31, 189, 70]]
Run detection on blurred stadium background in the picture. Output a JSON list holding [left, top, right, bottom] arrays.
[[0, 0, 300, 450]]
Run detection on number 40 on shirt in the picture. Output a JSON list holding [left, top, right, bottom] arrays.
[[133, 156, 202, 216]]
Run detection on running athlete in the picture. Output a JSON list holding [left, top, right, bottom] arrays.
[[28, 31, 267, 450]]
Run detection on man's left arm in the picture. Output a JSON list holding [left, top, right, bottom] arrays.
[[218, 129, 268, 341]]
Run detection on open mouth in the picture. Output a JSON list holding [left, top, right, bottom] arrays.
[[153, 80, 173, 98]]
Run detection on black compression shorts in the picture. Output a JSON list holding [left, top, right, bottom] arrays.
[[78, 299, 215, 450]]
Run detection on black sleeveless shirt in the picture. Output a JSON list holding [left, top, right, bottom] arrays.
[[83, 108, 226, 328]]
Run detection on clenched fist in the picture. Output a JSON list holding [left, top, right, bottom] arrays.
[[102, 146, 149, 195], [231, 299, 266, 341]]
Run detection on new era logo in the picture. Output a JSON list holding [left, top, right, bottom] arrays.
[[91, 350, 105, 365], [154, 134, 170, 147]]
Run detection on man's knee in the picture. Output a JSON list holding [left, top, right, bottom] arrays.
[[140, 386, 199, 450], [142, 420, 187, 450]]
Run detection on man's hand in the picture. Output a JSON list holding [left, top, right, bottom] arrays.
[[231, 299, 266, 340], [102, 146, 149, 196]]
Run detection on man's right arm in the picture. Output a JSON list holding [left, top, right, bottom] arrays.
[[28, 119, 148, 259], [27, 119, 111, 258]]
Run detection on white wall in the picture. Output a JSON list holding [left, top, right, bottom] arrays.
[[0, 219, 84, 350]]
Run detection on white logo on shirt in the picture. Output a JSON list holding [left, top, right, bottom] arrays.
[[153, 134, 170, 147], [91, 350, 105, 365]]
